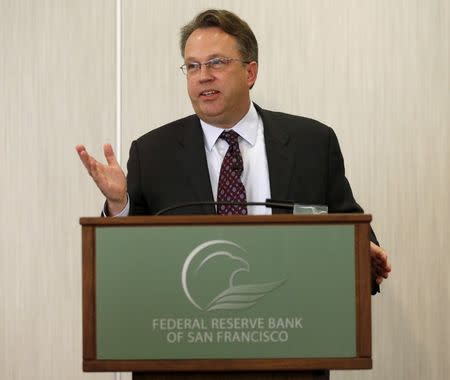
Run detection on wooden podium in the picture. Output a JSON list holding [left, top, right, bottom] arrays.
[[80, 214, 373, 380]]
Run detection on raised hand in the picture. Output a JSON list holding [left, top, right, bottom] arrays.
[[76, 144, 127, 215]]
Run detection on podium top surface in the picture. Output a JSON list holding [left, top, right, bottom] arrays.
[[80, 214, 372, 226]]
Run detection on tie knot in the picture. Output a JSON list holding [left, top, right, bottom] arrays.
[[219, 130, 240, 146]]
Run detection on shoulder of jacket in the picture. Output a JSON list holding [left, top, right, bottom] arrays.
[[134, 114, 199, 144], [257, 105, 333, 138]]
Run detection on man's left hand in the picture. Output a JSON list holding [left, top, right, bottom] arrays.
[[370, 242, 391, 285]]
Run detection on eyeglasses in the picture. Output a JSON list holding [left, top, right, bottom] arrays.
[[180, 57, 250, 75]]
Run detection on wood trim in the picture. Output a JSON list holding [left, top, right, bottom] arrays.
[[82, 226, 96, 359], [80, 214, 372, 226], [355, 224, 372, 357], [83, 358, 371, 372]]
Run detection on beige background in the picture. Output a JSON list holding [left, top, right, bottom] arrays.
[[1, 1, 448, 380]]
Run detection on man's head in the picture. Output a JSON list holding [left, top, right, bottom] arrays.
[[180, 9, 258, 64], [180, 9, 259, 128]]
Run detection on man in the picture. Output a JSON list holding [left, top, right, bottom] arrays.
[[76, 9, 390, 292]]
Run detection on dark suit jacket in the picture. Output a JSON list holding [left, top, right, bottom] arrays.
[[126, 103, 379, 293]]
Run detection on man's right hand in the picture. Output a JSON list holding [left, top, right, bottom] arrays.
[[76, 144, 127, 215]]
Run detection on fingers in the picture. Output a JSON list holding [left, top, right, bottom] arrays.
[[75, 144, 85, 153], [89, 156, 101, 179], [76, 144, 126, 203], [76, 144, 118, 174], [373, 265, 390, 280], [370, 242, 392, 285], [370, 242, 387, 260], [375, 270, 390, 284], [370, 243, 391, 268], [76, 144, 105, 178], [103, 144, 118, 166], [76, 145, 94, 173]]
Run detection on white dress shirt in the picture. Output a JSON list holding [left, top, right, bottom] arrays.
[[107, 103, 272, 216], [200, 103, 272, 215]]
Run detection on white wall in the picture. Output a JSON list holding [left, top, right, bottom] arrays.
[[1, 1, 448, 379], [0, 1, 115, 379]]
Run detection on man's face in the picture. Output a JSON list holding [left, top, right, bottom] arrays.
[[183, 27, 258, 128]]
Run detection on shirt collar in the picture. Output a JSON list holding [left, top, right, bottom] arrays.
[[200, 103, 259, 151]]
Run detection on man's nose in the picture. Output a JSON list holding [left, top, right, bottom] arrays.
[[198, 64, 214, 82]]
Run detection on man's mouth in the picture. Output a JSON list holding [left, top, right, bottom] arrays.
[[200, 90, 220, 97]]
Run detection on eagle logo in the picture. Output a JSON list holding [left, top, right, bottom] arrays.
[[181, 240, 286, 312]]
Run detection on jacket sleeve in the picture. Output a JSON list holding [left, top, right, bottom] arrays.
[[327, 127, 380, 295]]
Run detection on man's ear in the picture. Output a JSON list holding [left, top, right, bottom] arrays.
[[247, 61, 258, 89]]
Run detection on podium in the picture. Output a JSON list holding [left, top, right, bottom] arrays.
[[80, 214, 372, 380]]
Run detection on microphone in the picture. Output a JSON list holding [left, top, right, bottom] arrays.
[[155, 199, 295, 216]]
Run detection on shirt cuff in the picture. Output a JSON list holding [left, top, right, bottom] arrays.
[[101, 194, 130, 217]]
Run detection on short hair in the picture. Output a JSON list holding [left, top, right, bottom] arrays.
[[180, 9, 258, 63]]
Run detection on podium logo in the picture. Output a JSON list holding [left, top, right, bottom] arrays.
[[181, 240, 286, 312]]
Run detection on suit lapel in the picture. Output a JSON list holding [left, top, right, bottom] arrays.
[[176, 116, 215, 213], [256, 104, 296, 214], [174, 106, 296, 215]]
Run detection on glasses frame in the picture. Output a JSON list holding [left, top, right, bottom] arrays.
[[180, 56, 250, 76]]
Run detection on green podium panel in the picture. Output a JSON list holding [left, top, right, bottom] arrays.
[[95, 224, 355, 360]]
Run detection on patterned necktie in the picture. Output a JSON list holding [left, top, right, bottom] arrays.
[[217, 130, 248, 215]]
